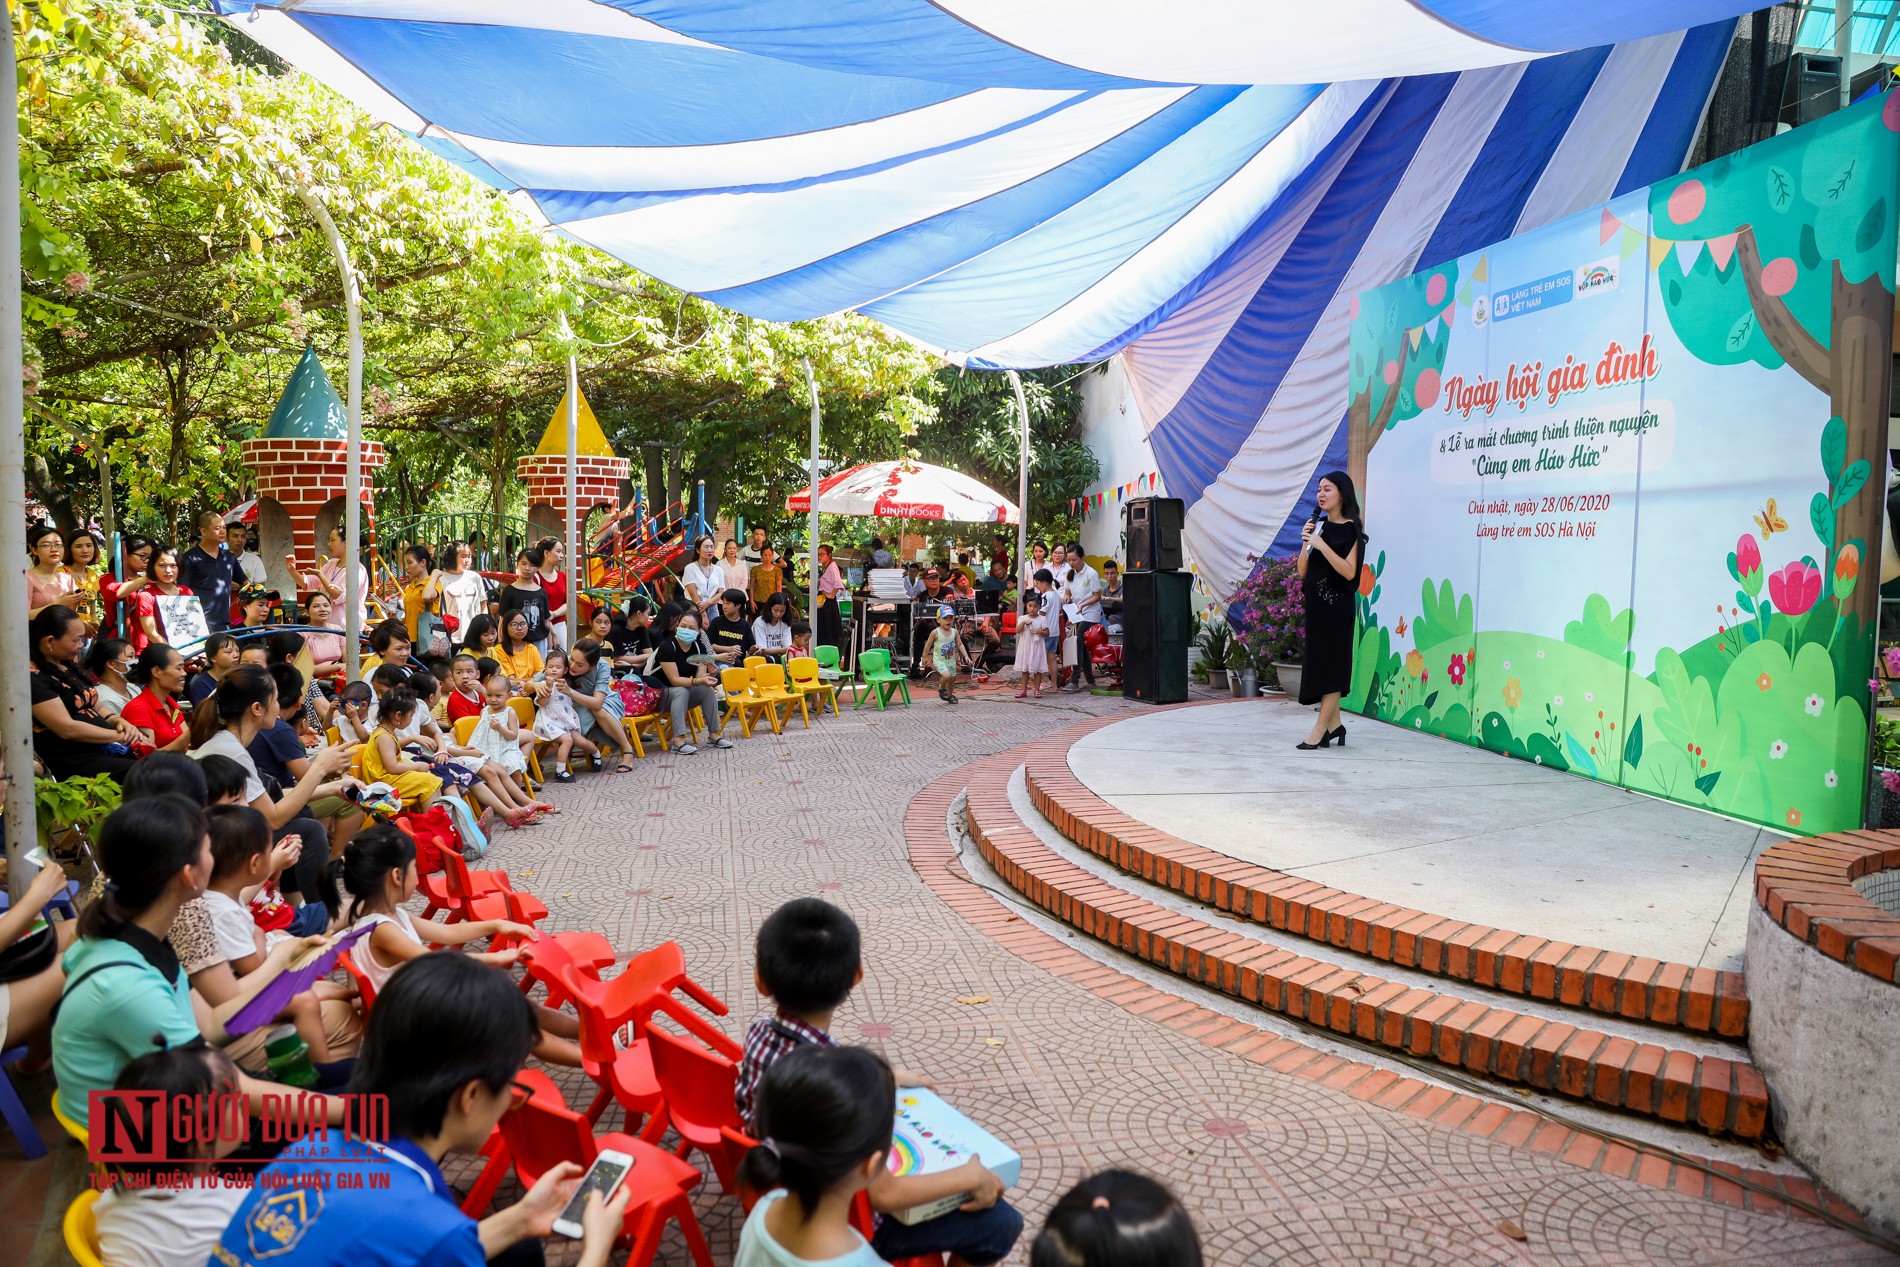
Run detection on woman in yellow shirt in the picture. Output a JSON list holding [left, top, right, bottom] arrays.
[[398, 545, 442, 652], [494, 609, 546, 698]]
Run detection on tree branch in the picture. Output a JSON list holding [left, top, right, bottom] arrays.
[[1737, 227, 1831, 393]]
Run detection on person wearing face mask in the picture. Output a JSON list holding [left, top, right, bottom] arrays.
[[654, 610, 732, 756], [87, 637, 138, 716]]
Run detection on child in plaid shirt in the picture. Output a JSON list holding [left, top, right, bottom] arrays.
[[738, 899, 1022, 1267]]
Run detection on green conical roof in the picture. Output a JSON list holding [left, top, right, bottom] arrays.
[[263, 347, 347, 440]]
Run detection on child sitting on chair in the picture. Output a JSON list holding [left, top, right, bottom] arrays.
[[1029, 1171, 1203, 1267], [443, 653, 485, 724], [738, 899, 1023, 1267], [200, 805, 343, 1066], [531, 652, 598, 782]]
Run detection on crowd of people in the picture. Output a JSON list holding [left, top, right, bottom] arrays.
[[11, 513, 1185, 1266]]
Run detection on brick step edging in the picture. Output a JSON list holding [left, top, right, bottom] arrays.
[[906, 747, 1839, 1222], [1022, 719, 1748, 1039], [965, 755, 1771, 1140]]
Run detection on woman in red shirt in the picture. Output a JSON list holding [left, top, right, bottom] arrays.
[[118, 644, 191, 753], [99, 536, 153, 642], [131, 547, 192, 652]]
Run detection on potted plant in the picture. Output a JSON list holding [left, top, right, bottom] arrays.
[[1196, 618, 1233, 690], [1232, 555, 1304, 700], [1870, 716, 1900, 827], [1225, 638, 1251, 697], [35, 772, 121, 864]]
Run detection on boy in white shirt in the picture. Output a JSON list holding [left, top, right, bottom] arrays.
[[202, 802, 342, 1062]]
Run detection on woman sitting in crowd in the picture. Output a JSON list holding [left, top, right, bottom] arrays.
[[26, 524, 79, 622], [494, 609, 546, 699], [64, 528, 105, 631], [458, 611, 501, 661], [559, 639, 637, 772], [751, 591, 795, 662], [118, 643, 193, 753], [655, 609, 731, 756], [30, 606, 140, 781], [86, 636, 136, 717]]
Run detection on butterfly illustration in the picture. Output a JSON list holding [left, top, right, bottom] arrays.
[[1753, 498, 1788, 539], [1395, 616, 1409, 638]]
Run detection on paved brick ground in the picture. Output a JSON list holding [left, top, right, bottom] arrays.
[[485, 682, 1890, 1266], [5, 682, 1891, 1264]]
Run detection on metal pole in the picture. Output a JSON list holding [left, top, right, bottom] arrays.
[[296, 184, 362, 681], [1, 6, 32, 899], [801, 357, 821, 624], [1837, 0, 1854, 110], [1007, 370, 1030, 617], [564, 328, 581, 637]]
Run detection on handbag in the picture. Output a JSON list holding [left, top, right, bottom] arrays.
[[613, 678, 661, 717], [0, 923, 58, 983]]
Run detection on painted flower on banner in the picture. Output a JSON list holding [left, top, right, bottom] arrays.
[[1553, 695, 1564, 708], [1769, 739, 1788, 760], [1805, 694, 1824, 717], [1447, 654, 1466, 685], [1405, 650, 1425, 679], [1834, 543, 1860, 601], [1501, 677, 1523, 711], [1757, 673, 1773, 692], [1766, 559, 1821, 617], [1733, 532, 1762, 589], [1357, 565, 1376, 597], [1824, 770, 1838, 788], [1786, 808, 1802, 829]]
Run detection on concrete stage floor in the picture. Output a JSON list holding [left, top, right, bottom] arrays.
[[1066, 699, 1772, 971]]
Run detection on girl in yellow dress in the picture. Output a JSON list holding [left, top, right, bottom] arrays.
[[363, 687, 443, 809]]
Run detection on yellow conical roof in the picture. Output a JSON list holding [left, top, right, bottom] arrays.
[[534, 387, 617, 458]]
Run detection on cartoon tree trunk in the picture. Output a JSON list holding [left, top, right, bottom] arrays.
[[1345, 261, 1458, 520]]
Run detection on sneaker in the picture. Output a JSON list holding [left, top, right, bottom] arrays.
[[711, 737, 734, 749], [1063, 681, 1084, 692], [674, 743, 699, 755]]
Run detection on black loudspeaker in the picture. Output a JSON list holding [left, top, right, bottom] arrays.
[[1121, 570, 1192, 704], [1124, 497, 1184, 572]]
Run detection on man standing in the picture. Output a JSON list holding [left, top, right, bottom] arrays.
[[181, 511, 243, 632], [1061, 543, 1104, 692], [749, 544, 787, 606], [232, 522, 269, 587], [740, 524, 768, 569]]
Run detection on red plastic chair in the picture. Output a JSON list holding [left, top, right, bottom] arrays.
[[851, 1191, 947, 1267], [497, 1069, 714, 1267], [559, 943, 739, 1133], [417, 845, 515, 924], [639, 1028, 755, 1195], [335, 949, 377, 1013], [1085, 624, 1122, 688], [517, 933, 618, 1011]]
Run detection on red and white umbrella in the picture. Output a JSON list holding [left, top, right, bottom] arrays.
[[223, 499, 259, 524], [785, 460, 1019, 524]]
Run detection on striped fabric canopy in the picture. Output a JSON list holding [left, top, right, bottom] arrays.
[[214, 1, 1745, 372]]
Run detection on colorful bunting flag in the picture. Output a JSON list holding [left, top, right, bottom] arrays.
[[1706, 232, 1737, 272], [1599, 205, 1620, 245], [1471, 254, 1488, 283], [1676, 239, 1704, 271], [1646, 235, 1671, 270], [1618, 225, 1644, 261]]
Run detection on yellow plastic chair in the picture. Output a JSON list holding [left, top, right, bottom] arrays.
[[787, 656, 839, 719], [717, 667, 779, 738], [64, 1190, 103, 1267], [752, 662, 810, 730], [49, 1089, 85, 1145], [505, 697, 546, 786], [627, 711, 670, 759], [452, 715, 479, 745], [743, 655, 768, 673]]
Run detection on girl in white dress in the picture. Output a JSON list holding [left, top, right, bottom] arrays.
[[530, 652, 599, 781], [469, 675, 530, 780]]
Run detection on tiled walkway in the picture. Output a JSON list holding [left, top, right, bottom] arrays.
[[5, 682, 1893, 1264]]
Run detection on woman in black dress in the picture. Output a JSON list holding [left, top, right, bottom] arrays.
[[1295, 470, 1364, 750]]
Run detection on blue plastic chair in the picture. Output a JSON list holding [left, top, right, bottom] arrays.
[[0, 879, 79, 921], [0, 1046, 48, 1159]]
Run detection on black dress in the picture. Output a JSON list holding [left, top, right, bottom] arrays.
[[1299, 519, 1361, 705]]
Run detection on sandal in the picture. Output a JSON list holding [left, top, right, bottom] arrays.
[[614, 762, 634, 774], [1014, 690, 1027, 699]]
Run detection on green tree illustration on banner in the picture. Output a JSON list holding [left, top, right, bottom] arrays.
[[1346, 260, 1457, 504], [1649, 94, 1896, 674]]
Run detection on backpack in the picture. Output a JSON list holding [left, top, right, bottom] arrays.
[[430, 795, 490, 860], [393, 805, 459, 875]]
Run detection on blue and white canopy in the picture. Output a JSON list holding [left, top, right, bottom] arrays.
[[214, 1, 1747, 371]]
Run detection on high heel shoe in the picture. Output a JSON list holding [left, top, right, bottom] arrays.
[[1295, 733, 1332, 750], [1327, 725, 1346, 746]]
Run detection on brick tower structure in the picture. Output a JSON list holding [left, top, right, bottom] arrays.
[[516, 387, 629, 541], [240, 346, 386, 597]]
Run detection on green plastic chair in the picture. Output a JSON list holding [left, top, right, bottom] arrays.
[[854, 647, 911, 710], [814, 645, 841, 669]]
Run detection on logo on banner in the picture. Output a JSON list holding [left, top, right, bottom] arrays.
[[1491, 293, 1509, 320], [1470, 295, 1489, 328], [1574, 257, 1619, 298]]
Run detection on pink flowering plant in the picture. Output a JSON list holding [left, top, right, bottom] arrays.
[[1231, 554, 1304, 667]]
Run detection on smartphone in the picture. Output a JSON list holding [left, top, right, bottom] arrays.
[[16, 846, 48, 885], [551, 1149, 632, 1239]]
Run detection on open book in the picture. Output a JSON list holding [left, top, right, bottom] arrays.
[[225, 924, 369, 1036]]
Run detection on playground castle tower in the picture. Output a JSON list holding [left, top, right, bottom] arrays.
[[239, 346, 386, 596], [515, 387, 630, 540]]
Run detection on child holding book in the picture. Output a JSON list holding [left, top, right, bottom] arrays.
[[738, 899, 1022, 1267], [735, 1045, 896, 1267], [198, 804, 342, 1065]]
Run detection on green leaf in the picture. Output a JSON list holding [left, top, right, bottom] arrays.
[[1821, 415, 1847, 483], [1724, 310, 1755, 352], [1564, 732, 1599, 779], [1810, 492, 1834, 547], [1765, 165, 1794, 212], [1833, 459, 1870, 510], [1856, 198, 1888, 255], [1622, 715, 1644, 770], [1423, 691, 1439, 711], [1693, 769, 1722, 797], [1736, 590, 1755, 614]]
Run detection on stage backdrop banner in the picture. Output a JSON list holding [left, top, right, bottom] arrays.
[[1346, 94, 1897, 835]]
